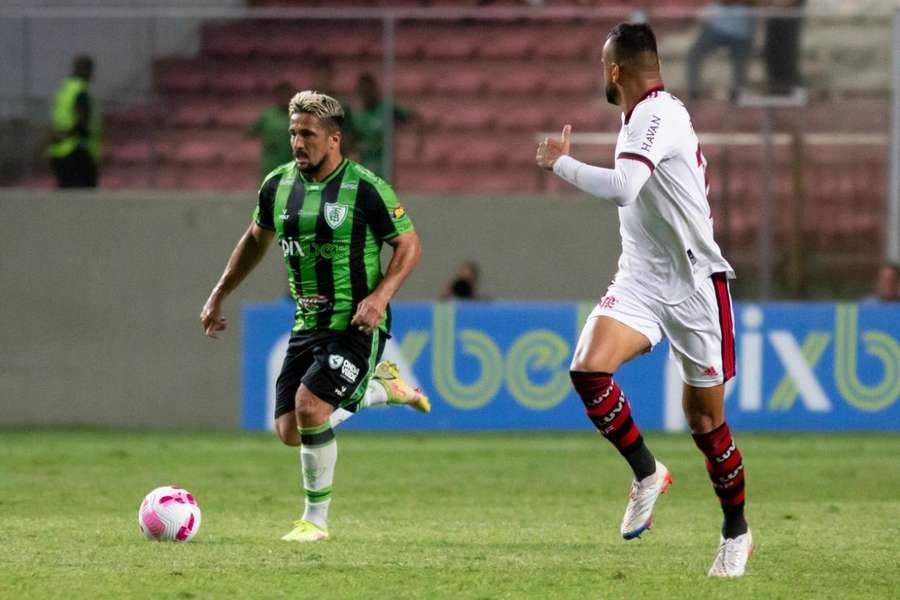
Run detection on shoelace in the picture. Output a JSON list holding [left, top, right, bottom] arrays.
[[714, 538, 744, 572], [628, 480, 641, 501]]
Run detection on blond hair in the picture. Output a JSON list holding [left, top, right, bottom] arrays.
[[288, 90, 345, 129]]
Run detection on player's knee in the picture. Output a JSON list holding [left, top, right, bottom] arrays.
[[683, 410, 720, 434], [570, 337, 614, 372], [294, 386, 330, 428], [274, 416, 300, 446]]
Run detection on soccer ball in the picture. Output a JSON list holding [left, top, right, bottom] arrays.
[[138, 485, 202, 542]]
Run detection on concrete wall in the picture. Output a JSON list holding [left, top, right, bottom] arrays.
[[0, 191, 620, 428], [0, 0, 244, 119]]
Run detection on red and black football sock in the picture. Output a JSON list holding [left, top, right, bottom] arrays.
[[570, 371, 657, 480], [692, 422, 748, 538]]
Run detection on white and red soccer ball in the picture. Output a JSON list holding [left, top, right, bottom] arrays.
[[138, 486, 202, 542]]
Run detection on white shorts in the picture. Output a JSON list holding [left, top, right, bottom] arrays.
[[588, 273, 736, 387]]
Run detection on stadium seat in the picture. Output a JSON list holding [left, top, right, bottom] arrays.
[[263, 24, 327, 58], [155, 62, 208, 94], [478, 33, 535, 60], [318, 30, 382, 59], [224, 139, 263, 167], [559, 101, 607, 130], [420, 101, 494, 130], [209, 67, 260, 95], [203, 23, 266, 57], [431, 70, 486, 96], [218, 102, 261, 129], [543, 70, 596, 96], [394, 67, 432, 95], [105, 142, 151, 166], [495, 105, 550, 130], [172, 103, 215, 129], [533, 28, 593, 60], [394, 31, 428, 59], [423, 30, 482, 60], [175, 141, 222, 166], [487, 69, 544, 96]]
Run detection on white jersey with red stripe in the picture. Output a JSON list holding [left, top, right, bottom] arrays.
[[612, 86, 734, 304]]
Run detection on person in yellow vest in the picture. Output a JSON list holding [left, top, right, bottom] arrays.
[[48, 55, 100, 188]]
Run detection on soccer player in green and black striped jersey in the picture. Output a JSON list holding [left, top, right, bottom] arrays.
[[201, 91, 429, 543]]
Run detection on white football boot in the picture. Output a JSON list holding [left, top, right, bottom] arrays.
[[708, 530, 753, 577], [620, 461, 672, 540]]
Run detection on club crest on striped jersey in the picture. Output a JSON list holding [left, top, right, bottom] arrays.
[[324, 202, 348, 229]]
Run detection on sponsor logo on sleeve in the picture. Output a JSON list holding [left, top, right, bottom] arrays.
[[392, 205, 406, 220], [641, 114, 661, 152]]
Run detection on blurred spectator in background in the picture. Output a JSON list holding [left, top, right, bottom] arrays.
[[310, 58, 354, 151], [686, 1, 757, 102], [247, 80, 294, 180], [763, 0, 806, 95], [874, 264, 899, 302], [48, 55, 100, 188], [351, 72, 419, 178], [442, 261, 482, 300]]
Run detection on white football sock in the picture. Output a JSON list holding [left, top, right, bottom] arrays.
[[329, 407, 355, 428], [359, 379, 388, 408], [298, 424, 337, 530]]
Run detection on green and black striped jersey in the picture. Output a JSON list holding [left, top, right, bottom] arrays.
[[254, 159, 414, 333]]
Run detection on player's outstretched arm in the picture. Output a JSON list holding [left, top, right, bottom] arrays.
[[350, 230, 421, 335], [537, 124, 652, 207], [201, 222, 275, 338]]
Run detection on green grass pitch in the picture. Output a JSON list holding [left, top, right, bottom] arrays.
[[2, 429, 898, 599]]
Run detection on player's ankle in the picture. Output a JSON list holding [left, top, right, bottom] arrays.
[[722, 510, 748, 539]]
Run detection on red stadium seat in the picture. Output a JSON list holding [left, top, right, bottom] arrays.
[[176, 141, 222, 166], [494, 105, 549, 130], [394, 30, 429, 59], [394, 67, 432, 96], [423, 30, 482, 60], [559, 101, 607, 130], [172, 103, 215, 129], [318, 30, 382, 59], [203, 23, 267, 57], [421, 101, 494, 130], [105, 142, 151, 166], [155, 62, 208, 94], [487, 69, 544, 96], [431, 70, 486, 96], [264, 28, 320, 58], [478, 33, 535, 60], [218, 102, 261, 129], [543, 70, 596, 96], [224, 140, 262, 167], [533, 28, 594, 60], [209, 67, 260, 95]]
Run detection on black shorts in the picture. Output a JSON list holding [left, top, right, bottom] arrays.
[[274, 328, 387, 419]]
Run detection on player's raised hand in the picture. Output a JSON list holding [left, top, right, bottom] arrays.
[[200, 298, 228, 339], [536, 124, 572, 170]]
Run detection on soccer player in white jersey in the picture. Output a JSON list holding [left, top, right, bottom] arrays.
[[536, 23, 751, 577]]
